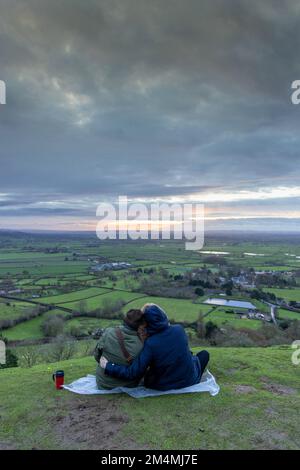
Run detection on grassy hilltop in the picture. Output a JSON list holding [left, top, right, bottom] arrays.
[[1, 346, 299, 450]]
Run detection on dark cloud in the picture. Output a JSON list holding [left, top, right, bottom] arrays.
[[0, 0, 300, 228]]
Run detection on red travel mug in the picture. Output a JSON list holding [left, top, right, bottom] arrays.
[[52, 370, 64, 389]]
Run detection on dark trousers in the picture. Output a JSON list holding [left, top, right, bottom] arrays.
[[196, 350, 210, 377]]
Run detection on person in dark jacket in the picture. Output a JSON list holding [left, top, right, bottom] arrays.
[[100, 303, 210, 391]]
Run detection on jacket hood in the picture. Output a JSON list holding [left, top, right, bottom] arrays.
[[144, 304, 169, 336]]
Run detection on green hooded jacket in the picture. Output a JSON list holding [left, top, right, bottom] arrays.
[[94, 324, 143, 389]]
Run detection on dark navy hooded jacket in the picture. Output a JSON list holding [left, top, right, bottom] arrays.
[[105, 304, 201, 391]]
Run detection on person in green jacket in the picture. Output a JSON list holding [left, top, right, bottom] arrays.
[[94, 309, 146, 389]]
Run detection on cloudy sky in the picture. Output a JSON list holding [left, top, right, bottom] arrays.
[[0, 0, 300, 232]]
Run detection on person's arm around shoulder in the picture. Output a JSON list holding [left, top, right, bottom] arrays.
[[101, 341, 153, 381]]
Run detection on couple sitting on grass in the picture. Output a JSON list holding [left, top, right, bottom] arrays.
[[94, 303, 210, 391]]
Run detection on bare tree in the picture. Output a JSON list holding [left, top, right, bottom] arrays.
[[41, 315, 65, 337], [19, 347, 40, 368], [49, 335, 77, 362]]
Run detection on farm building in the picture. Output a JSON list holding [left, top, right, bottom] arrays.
[[90, 262, 132, 272]]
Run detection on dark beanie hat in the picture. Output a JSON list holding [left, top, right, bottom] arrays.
[[124, 309, 144, 330]]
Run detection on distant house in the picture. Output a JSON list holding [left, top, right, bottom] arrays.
[[231, 275, 255, 288], [236, 309, 265, 320], [90, 262, 132, 272], [256, 313, 265, 320]]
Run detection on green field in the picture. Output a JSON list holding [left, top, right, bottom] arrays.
[[60, 290, 146, 311], [2, 308, 71, 341], [38, 287, 109, 305], [4, 316, 45, 341], [123, 296, 213, 322], [277, 308, 300, 321], [64, 317, 120, 335], [205, 308, 262, 330], [0, 299, 38, 321], [263, 288, 300, 302]]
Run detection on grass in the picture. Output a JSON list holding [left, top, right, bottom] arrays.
[[205, 308, 262, 330], [64, 317, 120, 334], [35, 274, 97, 286], [0, 300, 33, 321], [0, 263, 90, 276], [263, 287, 300, 302], [3, 316, 122, 341], [254, 266, 297, 271], [3, 316, 45, 341], [2, 309, 71, 341], [35, 279, 72, 286], [0, 346, 299, 449], [124, 296, 213, 322], [277, 308, 300, 321], [61, 290, 146, 311], [38, 287, 108, 304], [101, 275, 140, 290]]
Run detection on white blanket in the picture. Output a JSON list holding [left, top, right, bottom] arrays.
[[63, 370, 220, 398]]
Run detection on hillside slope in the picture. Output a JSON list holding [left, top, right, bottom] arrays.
[[0, 346, 299, 450]]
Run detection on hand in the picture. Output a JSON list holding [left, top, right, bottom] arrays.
[[138, 325, 148, 342], [100, 356, 108, 369]]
